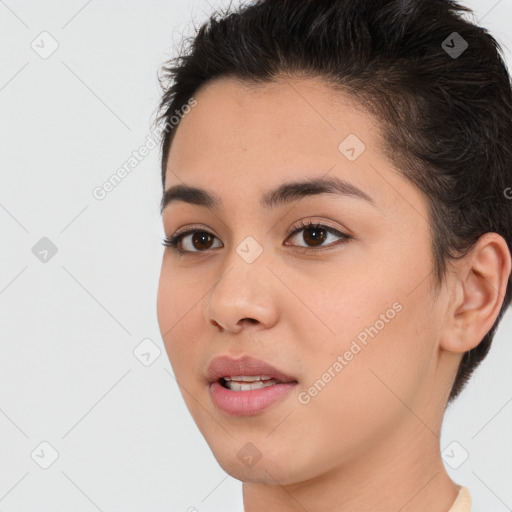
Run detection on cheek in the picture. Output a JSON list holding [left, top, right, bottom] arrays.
[[157, 255, 204, 331], [286, 286, 434, 473], [157, 263, 203, 375], [292, 242, 435, 412]]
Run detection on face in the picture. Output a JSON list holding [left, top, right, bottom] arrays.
[[157, 76, 450, 485]]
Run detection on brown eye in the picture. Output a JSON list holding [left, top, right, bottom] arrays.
[[301, 226, 328, 247], [163, 230, 222, 253], [285, 221, 351, 250], [162, 221, 351, 255], [190, 232, 215, 250]]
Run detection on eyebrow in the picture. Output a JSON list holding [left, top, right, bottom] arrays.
[[160, 175, 375, 214]]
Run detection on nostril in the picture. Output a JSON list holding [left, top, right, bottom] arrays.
[[210, 320, 223, 330]]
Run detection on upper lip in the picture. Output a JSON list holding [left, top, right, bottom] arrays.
[[206, 355, 298, 384]]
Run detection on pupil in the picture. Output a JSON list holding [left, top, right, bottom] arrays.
[[304, 227, 326, 246], [193, 232, 214, 250]]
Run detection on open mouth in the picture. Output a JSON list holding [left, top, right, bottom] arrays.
[[210, 374, 299, 415], [219, 376, 288, 391]]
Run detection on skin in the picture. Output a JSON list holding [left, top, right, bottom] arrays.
[[156, 76, 511, 512]]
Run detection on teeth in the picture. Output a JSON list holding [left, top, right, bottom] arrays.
[[224, 378, 280, 391], [223, 375, 274, 382]]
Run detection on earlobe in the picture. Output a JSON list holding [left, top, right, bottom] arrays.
[[441, 233, 511, 354]]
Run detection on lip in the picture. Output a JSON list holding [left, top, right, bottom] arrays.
[[209, 381, 297, 416], [206, 354, 297, 384], [206, 354, 298, 416]]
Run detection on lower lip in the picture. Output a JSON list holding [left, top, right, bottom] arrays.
[[209, 380, 297, 416]]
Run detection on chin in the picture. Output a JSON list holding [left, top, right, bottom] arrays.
[[205, 437, 312, 485]]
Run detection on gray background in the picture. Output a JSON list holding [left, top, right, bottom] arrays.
[[0, 1, 511, 511]]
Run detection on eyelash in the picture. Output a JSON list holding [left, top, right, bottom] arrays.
[[162, 220, 352, 255]]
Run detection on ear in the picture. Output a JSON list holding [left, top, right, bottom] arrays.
[[440, 233, 512, 354]]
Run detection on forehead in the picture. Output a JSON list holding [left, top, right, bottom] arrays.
[[168, 76, 371, 170], [168, 75, 374, 160], [163, 75, 425, 220]]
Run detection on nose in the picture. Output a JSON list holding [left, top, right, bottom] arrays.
[[204, 262, 279, 334]]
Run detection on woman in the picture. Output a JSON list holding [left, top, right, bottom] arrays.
[[155, 0, 512, 510]]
